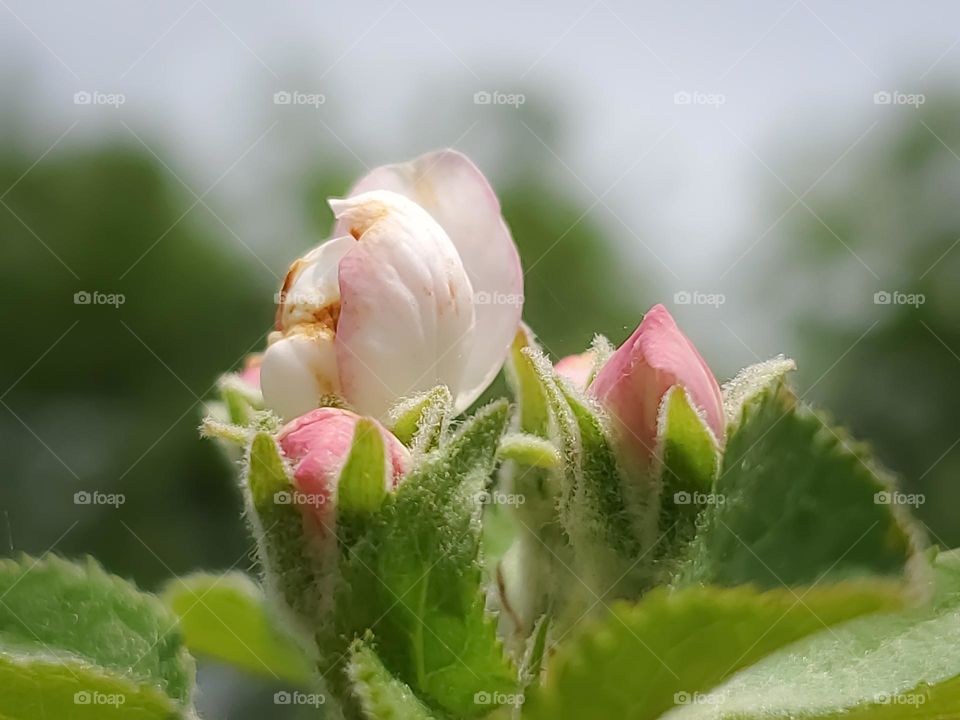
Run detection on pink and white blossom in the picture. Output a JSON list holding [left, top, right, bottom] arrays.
[[261, 150, 523, 421]]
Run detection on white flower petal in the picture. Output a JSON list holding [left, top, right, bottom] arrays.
[[330, 190, 476, 419], [261, 331, 340, 421], [277, 235, 354, 331], [338, 150, 523, 410]]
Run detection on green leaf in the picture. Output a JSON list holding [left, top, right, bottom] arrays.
[[162, 572, 313, 686], [667, 549, 960, 720], [347, 639, 437, 720], [389, 386, 453, 454], [497, 433, 561, 469], [338, 419, 389, 516], [720, 356, 796, 432], [522, 580, 905, 720], [0, 554, 196, 718], [244, 432, 328, 637], [338, 402, 516, 718], [675, 379, 921, 588], [0, 653, 187, 720]]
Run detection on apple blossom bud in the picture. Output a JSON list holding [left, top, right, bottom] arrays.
[[261, 150, 523, 422], [554, 351, 596, 390], [590, 304, 724, 466], [277, 408, 410, 530]]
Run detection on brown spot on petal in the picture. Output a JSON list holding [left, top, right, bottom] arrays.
[[343, 201, 389, 241], [311, 301, 341, 333], [276, 257, 307, 330]]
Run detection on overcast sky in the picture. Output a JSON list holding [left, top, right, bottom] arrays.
[[3, 0, 959, 363]]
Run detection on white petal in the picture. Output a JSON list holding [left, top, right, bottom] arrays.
[[338, 150, 523, 411], [330, 190, 476, 419], [277, 235, 354, 331], [261, 331, 340, 421]]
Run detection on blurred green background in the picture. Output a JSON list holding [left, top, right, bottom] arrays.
[[3, 3, 960, 717]]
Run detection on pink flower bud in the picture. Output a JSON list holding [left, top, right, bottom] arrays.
[[589, 304, 724, 464], [554, 351, 596, 390], [277, 408, 410, 529]]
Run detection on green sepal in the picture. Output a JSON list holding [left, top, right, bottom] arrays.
[[656, 385, 722, 551], [244, 432, 330, 644], [217, 372, 264, 425], [497, 433, 561, 469], [505, 327, 550, 437], [199, 416, 249, 445], [587, 334, 615, 377], [389, 385, 453, 454], [521, 345, 654, 601], [338, 418, 389, 517], [335, 402, 516, 718], [520, 613, 551, 690]]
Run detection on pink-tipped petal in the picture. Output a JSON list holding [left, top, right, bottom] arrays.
[[590, 304, 724, 464], [338, 150, 523, 411], [554, 351, 596, 390], [331, 190, 476, 420]]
